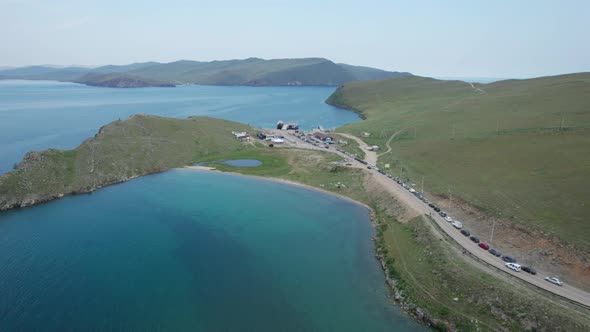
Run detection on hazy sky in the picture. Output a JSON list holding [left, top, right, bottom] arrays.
[[1, 0, 588, 78]]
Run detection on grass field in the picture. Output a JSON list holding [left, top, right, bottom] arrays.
[[328, 73, 590, 248], [0, 114, 252, 209]]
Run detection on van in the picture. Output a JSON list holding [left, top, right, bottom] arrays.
[[505, 263, 521, 272]]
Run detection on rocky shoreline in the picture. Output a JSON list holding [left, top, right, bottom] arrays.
[[368, 210, 450, 331]]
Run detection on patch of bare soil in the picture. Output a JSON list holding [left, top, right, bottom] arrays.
[[363, 173, 420, 222], [430, 193, 590, 292]]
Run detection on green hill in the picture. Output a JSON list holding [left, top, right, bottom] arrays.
[[124, 57, 411, 86], [75, 73, 175, 88], [0, 58, 411, 86], [327, 73, 590, 248], [0, 115, 251, 211]]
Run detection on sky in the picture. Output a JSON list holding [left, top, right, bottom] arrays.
[[1, 0, 589, 78]]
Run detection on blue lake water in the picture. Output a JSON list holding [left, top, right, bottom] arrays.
[[0, 170, 424, 331], [0, 80, 360, 173], [223, 159, 263, 167]]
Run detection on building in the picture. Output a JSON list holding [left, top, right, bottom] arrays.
[[272, 138, 285, 144], [361, 132, 371, 137], [232, 131, 250, 142]]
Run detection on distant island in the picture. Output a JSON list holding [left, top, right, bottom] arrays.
[[76, 73, 176, 88], [0, 58, 412, 88]]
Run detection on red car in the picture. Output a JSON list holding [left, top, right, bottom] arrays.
[[479, 242, 490, 250]]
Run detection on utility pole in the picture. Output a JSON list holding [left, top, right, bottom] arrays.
[[448, 188, 452, 210], [560, 113, 565, 130], [490, 218, 496, 244], [421, 176, 424, 193]]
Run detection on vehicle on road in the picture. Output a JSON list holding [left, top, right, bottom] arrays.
[[502, 256, 517, 263], [460, 229, 470, 236], [434, 207, 441, 212], [488, 249, 502, 257], [452, 221, 463, 229], [545, 276, 563, 286], [428, 203, 435, 208], [470, 236, 480, 243], [439, 211, 447, 217], [444, 216, 453, 222], [505, 262, 521, 272], [478, 242, 490, 250], [522, 266, 537, 275]]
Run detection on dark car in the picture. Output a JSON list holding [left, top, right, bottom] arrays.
[[488, 249, 502, 257], [434, 207, 441, 212], [522, 266, 537, 275], [502, 256, 517, 263], [469, 236, 480, 243], [428, 203, 435, 208], [460, 229, 470, 237], [439, 211, 447, 217]]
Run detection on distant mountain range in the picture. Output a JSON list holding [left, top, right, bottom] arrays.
[[0, 58, 411, 88]]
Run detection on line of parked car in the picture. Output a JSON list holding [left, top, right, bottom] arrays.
[[327, 149, 566, 288], [291, 132, 332, 149]]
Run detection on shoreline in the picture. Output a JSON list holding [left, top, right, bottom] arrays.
[[179, 166, 373, 211], [178, 166, 437, 328]]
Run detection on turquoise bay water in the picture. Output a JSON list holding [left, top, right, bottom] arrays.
[[0, 80, 360, 173], [0, 170, 423, 331]]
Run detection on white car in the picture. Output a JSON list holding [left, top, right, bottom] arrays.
[[544, 276, 563, 286], [505, 263, 521, 272], [409, 188, 416, 193], [451, 221, 463, 229], [444, 216, 453, 222]]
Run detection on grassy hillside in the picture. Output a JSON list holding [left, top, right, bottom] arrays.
[[75, 73, 175, 88], [126, 57, 409, 85], [328, 73, 590, 248], [338, 63, 411, 81], [0, 115, 250, 210], [0, 58, 411, 86]]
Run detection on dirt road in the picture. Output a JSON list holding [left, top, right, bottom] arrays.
[[336, 133, 377, 165]]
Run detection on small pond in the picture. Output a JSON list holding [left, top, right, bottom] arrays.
[[222, 159, 263, 167]]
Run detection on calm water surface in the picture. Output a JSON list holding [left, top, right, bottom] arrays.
[[0, 80, 360, 173], [222, 159, 263, 167], [0, 170, 424, 331]]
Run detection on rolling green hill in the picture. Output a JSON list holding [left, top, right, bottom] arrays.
[[0, 58, 411, 86], [327, 73, 590, 248], [0, 115, 251, 211], [75, 73, 175, 88]]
